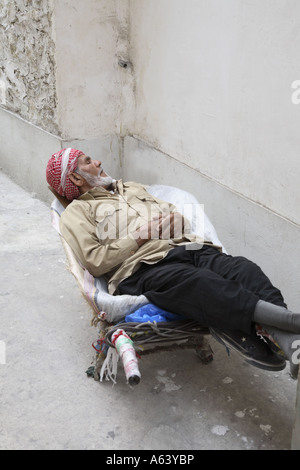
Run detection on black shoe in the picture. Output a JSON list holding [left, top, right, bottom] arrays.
[[210, 327, 286, 372]]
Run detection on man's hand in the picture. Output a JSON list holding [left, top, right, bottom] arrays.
[[133, 212, 185, 248], [159, 212, 185, 240]]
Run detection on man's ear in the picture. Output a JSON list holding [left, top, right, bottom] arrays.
[[69, 172, 84, 187]]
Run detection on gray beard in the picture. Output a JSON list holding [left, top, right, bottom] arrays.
[[76, 169, 114, 189]]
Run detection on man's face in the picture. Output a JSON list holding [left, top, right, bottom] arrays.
[[77, 154, 107, 177], [76, 154, 113, 189]]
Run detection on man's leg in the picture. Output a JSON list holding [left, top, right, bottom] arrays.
[[190, 247, 286, 308], [188, 247, 300, 376], [253, 301, 300, 333], [191, 247, 300, 333], [119, 247, 259, 333], [119, 246, 286, 370]]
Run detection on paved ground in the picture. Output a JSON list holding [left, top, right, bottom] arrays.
[[0, 171, 297, 450]]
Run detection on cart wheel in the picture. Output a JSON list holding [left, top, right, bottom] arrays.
[[195, 336, 214, 364]]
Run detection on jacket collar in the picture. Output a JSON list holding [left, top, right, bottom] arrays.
[[78, 179, 123, 200]]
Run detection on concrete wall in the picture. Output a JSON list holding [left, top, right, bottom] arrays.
[[125, 0, 300, 310], [292, 374, 300, 449], [0, 0, 133, 140], [0, 108, 123, 203], [124, 136, 300, 311], [52, 0, 133, 140], [129, 0, 300, 227]]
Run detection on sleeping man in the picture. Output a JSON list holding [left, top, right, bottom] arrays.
[[46, 148, 300, 379]]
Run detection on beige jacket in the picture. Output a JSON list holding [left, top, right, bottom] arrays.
[[60, 180, 219, 294]]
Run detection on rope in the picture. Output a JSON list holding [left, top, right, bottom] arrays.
[[104, 320, 209, 349]]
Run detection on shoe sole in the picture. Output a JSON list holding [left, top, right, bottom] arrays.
[[210, 329, 286, 372]]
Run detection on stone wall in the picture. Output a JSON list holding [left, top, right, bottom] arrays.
[[0, 0, 58, 135]]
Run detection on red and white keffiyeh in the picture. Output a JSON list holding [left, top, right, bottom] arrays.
[[46, 148, 84, 201]]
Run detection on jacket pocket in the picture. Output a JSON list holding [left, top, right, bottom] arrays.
[[95, 207, 121, 242]]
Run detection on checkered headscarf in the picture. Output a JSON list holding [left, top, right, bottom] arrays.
[[46, 148, 84, 201]]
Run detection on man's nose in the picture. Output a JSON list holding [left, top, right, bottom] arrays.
[[94, 160, 101, 167]]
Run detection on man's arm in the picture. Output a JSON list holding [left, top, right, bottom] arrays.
[[60, 203, 141, 278], [60, 203, 185, 278], [135, 212, 185, 247]]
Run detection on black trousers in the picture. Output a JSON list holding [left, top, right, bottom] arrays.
[[118, 246, 286, 334]]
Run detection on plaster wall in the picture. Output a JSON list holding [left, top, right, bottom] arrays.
[[0, 0, 129, 199], [0, 0, 132, 141], [124, 136, 300, 312], [52, 0, 132, 140], [0, 0, 58, 135], [129, 0, 300, 226], [0, 108, 122, 204]]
